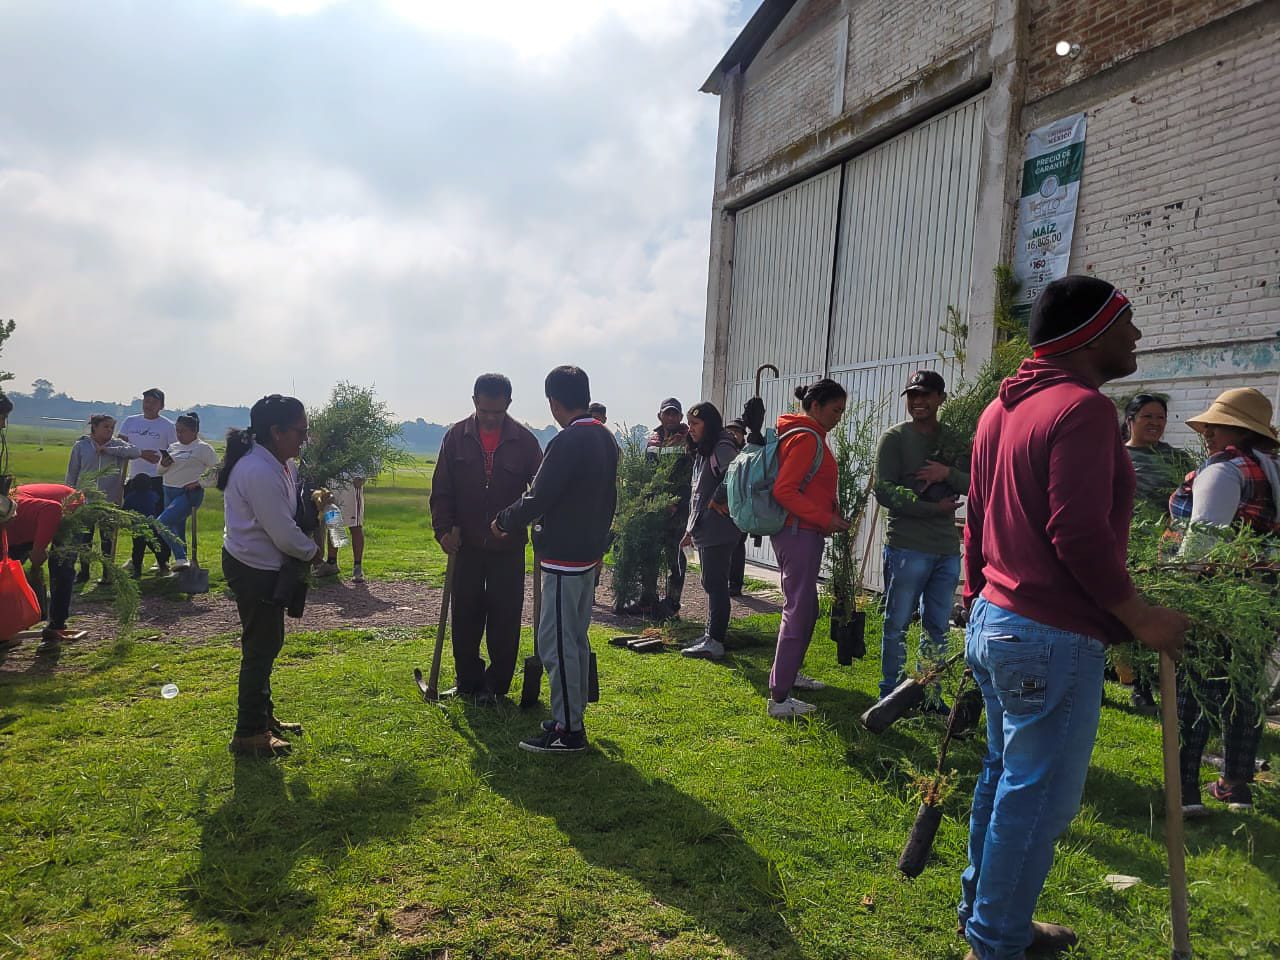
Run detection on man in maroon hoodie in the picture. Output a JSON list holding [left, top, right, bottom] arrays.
[[958, 276, 1189, 960], [430, 374, 543, 702]]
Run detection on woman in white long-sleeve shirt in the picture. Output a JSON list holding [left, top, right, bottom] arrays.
[[1168, 387, 1279, 815], [156, 412, 219, 568], [218, 395, 321, 758]]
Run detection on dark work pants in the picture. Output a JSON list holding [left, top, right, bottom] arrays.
[[640, 514, 688, 607], [729, 534, 747, 593], [132, 476, 172, 570], [450, 546, 525, 696], [697, 542, 735, 643], [1178, 637, 1265, 793], [78, 524, 115, 575], [11, 541, 75, 631], [223, 549, 286, 737]]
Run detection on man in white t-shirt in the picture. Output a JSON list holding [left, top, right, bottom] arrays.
[[117, 387, 178, 576]]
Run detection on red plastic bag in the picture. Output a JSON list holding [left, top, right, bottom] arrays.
[[0, 530, 41, 641]]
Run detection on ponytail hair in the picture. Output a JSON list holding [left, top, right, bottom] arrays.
[[176, 411, 200, 432], [216, 394, 306, 490], [794, 378, 847, 413]]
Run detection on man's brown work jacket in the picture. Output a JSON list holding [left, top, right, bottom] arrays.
[[430, 414, 543, 552]]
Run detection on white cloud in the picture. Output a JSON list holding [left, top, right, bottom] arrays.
[[0, 0, 746, 428]]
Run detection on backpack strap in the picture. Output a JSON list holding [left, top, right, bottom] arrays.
[[778, 427, 825, 492]]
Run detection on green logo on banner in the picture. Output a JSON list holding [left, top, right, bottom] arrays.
[[1021, 142, 1084, 198]]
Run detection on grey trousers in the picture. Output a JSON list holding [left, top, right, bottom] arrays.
[[538, 567, 596, 733]]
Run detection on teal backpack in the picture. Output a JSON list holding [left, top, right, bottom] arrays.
[[725, 427, 824, 537]]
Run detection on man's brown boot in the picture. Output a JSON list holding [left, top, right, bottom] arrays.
[[229, 732, 292, 757], [269, 716, 304, 736], [1028, 920, 1077, 954]]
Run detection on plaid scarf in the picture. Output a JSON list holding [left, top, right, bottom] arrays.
[[1168, 445, 1280, 534]]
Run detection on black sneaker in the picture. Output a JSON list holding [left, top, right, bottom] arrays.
[[1130, 688, 1158, 714], [923, 698, 952, 718], [653, 599, 680, 621], [619, 601, 656, 618], [520, 727, 587, 754]]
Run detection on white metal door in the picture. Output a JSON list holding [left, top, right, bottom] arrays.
[[830, 98, 985, 590], [725, 167, 841, 567], [722, 98, 984, 577]]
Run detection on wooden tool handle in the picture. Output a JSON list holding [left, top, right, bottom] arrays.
[[426, 526, 460, 697], [1159, 652, 1193, 959]]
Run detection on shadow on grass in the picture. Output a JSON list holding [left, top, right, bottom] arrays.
[[1082, 762, 1280, 886], [459, 706, 805, 960], [184, 758, 432, 945]]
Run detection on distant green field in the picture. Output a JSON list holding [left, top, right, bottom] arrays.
[[5, 438, 449, 588]]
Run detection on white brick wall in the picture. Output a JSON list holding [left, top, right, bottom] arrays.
[[1069, 23, 1280, 350], [737, 21, 842, 172], [843, 0, 992, 108], [734, 0, 993, 175], [1105, 375, 1280, 453]]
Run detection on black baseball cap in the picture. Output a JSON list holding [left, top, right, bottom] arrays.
[[659, 398, 682, 415], [901, 371, 945, 395]]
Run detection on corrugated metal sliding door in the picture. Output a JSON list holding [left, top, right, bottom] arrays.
[[829, 97, 985, 590], [721, 97, 984, 578], [725, 167, 841, 567]]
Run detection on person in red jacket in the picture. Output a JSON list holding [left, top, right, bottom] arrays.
[[766, 379, 850, 718], [958, 275, 1190, 960], [4, 483, 82, 645]]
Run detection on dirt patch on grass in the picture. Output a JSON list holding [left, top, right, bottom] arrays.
[[391, 902, 444, 938], [0, 569, 782, 677]]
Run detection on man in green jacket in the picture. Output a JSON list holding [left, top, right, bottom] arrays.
[[873, 370, 970, 702]]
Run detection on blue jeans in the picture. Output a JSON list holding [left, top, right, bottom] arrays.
[[878, 546, 961, 697], [959, 597, 1106, 959], [158, 487, 204, 562]]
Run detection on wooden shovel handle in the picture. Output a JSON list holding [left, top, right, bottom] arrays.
[[1159, 652, 1193, 958], [426, 526, 460, 697]]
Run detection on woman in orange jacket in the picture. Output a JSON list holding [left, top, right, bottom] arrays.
[[767, 379, 851, 718]]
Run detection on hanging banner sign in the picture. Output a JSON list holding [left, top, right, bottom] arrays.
[[1012, 112, 1087, 323]]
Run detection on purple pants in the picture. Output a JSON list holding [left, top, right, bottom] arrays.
[[768, 526, 825, 701]]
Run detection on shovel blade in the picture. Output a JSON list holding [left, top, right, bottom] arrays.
[[177, 567, 210, 595]]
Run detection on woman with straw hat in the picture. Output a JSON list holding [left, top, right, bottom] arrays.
[[1168, 386, 1279, 815]]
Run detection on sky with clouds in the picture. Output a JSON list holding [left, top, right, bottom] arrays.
[[0, 0, 750, 429]]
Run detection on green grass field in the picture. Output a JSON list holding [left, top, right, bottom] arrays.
[[1, 438, 1277, 959], [6, 432, 450, 589]]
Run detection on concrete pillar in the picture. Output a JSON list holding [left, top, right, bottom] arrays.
[[963, 0, 1027, 381], [700, 66, 741, 408]]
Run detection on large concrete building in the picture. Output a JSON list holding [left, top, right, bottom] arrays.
[[700, 0, 1279, 573]]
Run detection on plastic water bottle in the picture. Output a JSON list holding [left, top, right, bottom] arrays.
[[324, 505, 349, 548], [161, 683, 179, 699]]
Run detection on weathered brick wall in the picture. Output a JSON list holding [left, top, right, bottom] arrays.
[[734, 0, 993, 175], [1025, 0, 1259, 102], [843, 0, 992, 108], [1077, 22, 1280, 445], [736, 16, 842, 173]]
